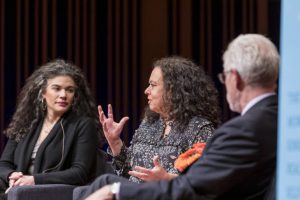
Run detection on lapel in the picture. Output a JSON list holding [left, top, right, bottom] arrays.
[[17, 121, 41, 172], [34, 119, 62, 173]]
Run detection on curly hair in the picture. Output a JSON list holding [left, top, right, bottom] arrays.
[[4, 59, 104, 144], [144, 56, 220, 129]]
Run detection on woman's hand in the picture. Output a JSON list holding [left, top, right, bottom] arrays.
[[5, 172, 23, 193], [128, 156, 178, 182], [12, 175, 35, 186], [5, 173, 35, 193], [98, 104, 129, 155], [8, 172, 23, 183]]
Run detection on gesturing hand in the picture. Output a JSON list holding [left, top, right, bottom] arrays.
[[98, 104, 129, 155], [128, 156, 178, 182]]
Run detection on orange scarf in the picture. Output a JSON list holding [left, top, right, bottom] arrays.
[[174, 142, 206, 172]]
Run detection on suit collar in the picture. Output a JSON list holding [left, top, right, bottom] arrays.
[[242, 93, 276, 115], [243, 94, 278, 116]]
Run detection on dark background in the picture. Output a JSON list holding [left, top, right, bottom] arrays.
[[0, 0, 280, 153]]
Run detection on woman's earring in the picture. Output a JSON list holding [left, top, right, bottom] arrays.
[[41, 98, 47, 111]]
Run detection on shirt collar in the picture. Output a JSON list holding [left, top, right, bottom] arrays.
[[241, 92, 276, 115]]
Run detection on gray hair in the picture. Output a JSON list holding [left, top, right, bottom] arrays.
[[222, 34, 279, 88]]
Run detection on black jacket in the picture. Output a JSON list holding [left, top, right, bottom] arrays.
[[0, 111, 99, 190]]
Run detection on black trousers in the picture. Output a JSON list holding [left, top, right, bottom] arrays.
[[0, 193, 7, 200]]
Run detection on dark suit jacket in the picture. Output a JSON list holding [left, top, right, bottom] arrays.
[[120, 95, 278, 200], [0, 111, 99, 190]]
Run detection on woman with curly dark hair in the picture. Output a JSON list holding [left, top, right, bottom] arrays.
[[74, 56, 220, 200], [98, 56, 220, 184], [0, 59, 104, 195]]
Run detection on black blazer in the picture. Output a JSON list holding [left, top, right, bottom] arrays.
[[119, 95, 278, 200], [0, 111, 99, 189]]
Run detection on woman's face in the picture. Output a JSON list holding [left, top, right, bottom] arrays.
[[42, 75, 76, 117], [144, 67, 165, 115]]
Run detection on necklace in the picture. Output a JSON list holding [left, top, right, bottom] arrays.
[[43, 119, 57, 134], [37, 119, 56, 145], [162, 120, 173, 138], [165, 121, 173, 126], [43, 122, 53, 134], [163, 120, 173, 128]]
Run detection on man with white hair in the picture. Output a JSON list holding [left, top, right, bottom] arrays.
[[83, 34, 279, 200]]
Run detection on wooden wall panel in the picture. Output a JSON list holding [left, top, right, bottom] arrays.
[[139, 0, 169, 105], [178, 0, 192, 58]]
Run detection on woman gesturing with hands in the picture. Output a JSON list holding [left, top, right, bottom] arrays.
[[75, 56, 221, 200], [99, 104, 177, 182], [98, 104, 129, 156], [96, 57, 220, 184]]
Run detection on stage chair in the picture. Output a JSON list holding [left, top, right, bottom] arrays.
[[8, 184, 76, 200], [7, 149, 113, 200]]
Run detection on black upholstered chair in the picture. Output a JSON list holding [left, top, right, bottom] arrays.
[[73, 161, 114, 200], [7, 149, 113, 200], [8, 184, 76, 200]]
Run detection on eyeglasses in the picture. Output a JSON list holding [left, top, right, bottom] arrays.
[[218, 70, 232, 84]]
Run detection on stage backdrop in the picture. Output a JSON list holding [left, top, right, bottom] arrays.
[[0, 0, 280, 153], [277, 0, 300, 199]]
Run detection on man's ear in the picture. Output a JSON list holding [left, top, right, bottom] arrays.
[[233, 70, 245, 91]]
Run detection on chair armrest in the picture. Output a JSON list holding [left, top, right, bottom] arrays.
[[8, 184, 76, 200], [73, 185, 89, 200]]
